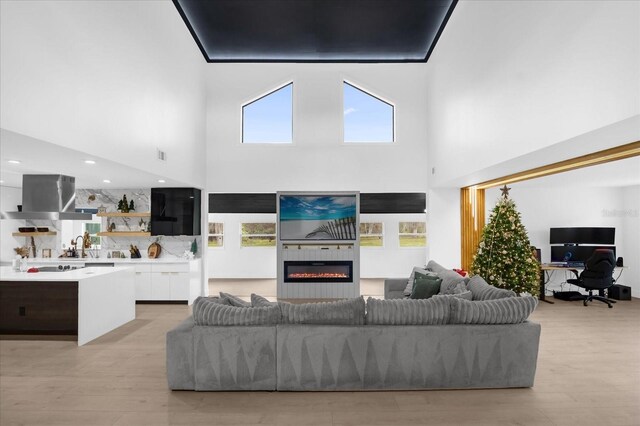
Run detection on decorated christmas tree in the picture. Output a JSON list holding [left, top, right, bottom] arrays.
[[471, 186, 540, 296]]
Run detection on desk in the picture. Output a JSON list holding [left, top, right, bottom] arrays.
[[539, 264, 627, 304], [539, 264, 579, 304]]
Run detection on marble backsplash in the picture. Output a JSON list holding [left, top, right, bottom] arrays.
[[12, 188, 201, 260]]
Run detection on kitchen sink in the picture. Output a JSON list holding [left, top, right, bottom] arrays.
[[35, 265, 85, 272]]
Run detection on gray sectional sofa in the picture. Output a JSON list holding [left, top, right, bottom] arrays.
[[167, 262, 541, 391]]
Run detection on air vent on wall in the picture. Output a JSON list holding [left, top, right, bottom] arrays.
[[157, 149, 166, 161]]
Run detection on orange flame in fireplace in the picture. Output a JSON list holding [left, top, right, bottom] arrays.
[[288, 273, 349, 279]]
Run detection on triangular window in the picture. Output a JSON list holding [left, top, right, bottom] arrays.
[[343, 82, 394, 143], [242, 83, 293, 143]]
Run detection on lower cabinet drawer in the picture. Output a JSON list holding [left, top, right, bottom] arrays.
[[151, 263, 189, 273]]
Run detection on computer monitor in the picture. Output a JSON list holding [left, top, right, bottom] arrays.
[[549, 227, 615, 245], [551, 245, 616, 263]]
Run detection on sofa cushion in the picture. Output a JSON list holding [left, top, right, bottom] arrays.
[[433, 290, 473, 301], [467, 275, 517, 300], [365, 297, 450, 325], [194, 297, 280, 326], [279, 297, 365, 325], [251, 293, 276, 307], [220, 292, 251, 307], [426, 260, 448, 273], [403, 266, 435, 296], [449, 296, 538, 324], [437, 269, 469, 295], [410, 273, 442, 299], [192, 297, 229, 324]]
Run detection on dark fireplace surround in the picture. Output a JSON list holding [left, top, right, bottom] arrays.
[[284, 261, 353, 283]]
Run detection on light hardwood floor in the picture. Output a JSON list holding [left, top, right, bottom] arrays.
[[1, 280, 638, 426]]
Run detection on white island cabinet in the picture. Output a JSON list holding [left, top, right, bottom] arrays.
[[0, 266, 135, 346], [27, 258, 202, 304]]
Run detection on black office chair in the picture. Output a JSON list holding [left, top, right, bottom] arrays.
[[567, 249, 616, 308]]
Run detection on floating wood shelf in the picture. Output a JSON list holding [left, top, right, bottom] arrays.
[[12, 231, 57, 237], [96, 212, 150, 218], [97, 231, 151, 237]]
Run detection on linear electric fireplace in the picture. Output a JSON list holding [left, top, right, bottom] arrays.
[[284, 261, 353, 283]]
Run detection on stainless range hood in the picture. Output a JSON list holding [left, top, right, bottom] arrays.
[[1, 174, 93, 220]]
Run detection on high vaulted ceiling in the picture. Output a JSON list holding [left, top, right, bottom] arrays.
[[173, 0, 457, 62]]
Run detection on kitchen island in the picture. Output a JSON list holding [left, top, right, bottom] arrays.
[[0, 266, 135, 345]]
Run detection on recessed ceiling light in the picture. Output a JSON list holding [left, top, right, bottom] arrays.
[[103, 179, 111, 183], [0, 180, 4, 184], [7, 160, 21, 164], [157, 179, 166, 183], [84, 160, 96, 165]]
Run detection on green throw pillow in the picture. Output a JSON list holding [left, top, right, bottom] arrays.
[[410, 274, 442, 299]]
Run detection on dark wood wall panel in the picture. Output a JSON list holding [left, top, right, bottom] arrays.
[[209, 193, 277, 214], [209, 193, 426, 214], [360, 193, 426, 214]]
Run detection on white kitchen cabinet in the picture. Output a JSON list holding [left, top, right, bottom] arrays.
[[134, 264, 153, 300], [146, 263, 190, 302], [151, 271, 172, 300]]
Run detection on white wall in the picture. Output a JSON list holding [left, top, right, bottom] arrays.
[[208, 214, 278, 279], [0, 186, 23, 265], [426, 0, 640, 187], [485, 185, 638, 298], [205, 63, 430, 279], [427, 188, 461, 268], [0, 0, 207, 187], [359, 214, 427, 278], [621, 186, 640, 297], [208, 213, 427, 279], [206, 63, 428, 193]]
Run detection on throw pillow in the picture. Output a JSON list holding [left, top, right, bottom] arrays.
[[449, 296, 538, 324], [437, 269, 469, 295], [279, 296, 365, 325], [193, 296, 280, 325], [403, 266, 435, 296], [251, 293, 276, 307], [365, 297, 450, 325], [192, 296, 230, 325], [433, 290, 473, 301], [467, 275, 517, 300], [220, 291, 251, 307], [426, 260, 448, 273], [410, 274, 442, 299]]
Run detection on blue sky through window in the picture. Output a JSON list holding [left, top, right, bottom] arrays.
[[243, 83, 292, 143], [343, 82, 394, 143]]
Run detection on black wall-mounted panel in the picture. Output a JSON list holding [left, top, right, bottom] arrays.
[[209, 193, 277, 214], [360, 193, 426, 214], [209, 192, 426, 214], [151, 188, 201, 236]]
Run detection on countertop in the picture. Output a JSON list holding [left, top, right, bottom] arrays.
[[0, 266, 134, 282], [25, 257, 196, 264]]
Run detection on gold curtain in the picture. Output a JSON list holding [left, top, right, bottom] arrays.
[[460, 187, 485, 271]]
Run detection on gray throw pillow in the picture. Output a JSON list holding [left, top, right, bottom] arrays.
[[467, 275, 517, 300], [192, 296, 230, 325], [425, 260, 448, 273], [365, 297, 450, 325], [193, 299, 280, 326], [251, 293, 276, 307], [433, 290, 473, 301], [220, 291, 251, 307], [279, 296, 365, 325], [449, 296, 538, 324], [437, 269, 469, 295]]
